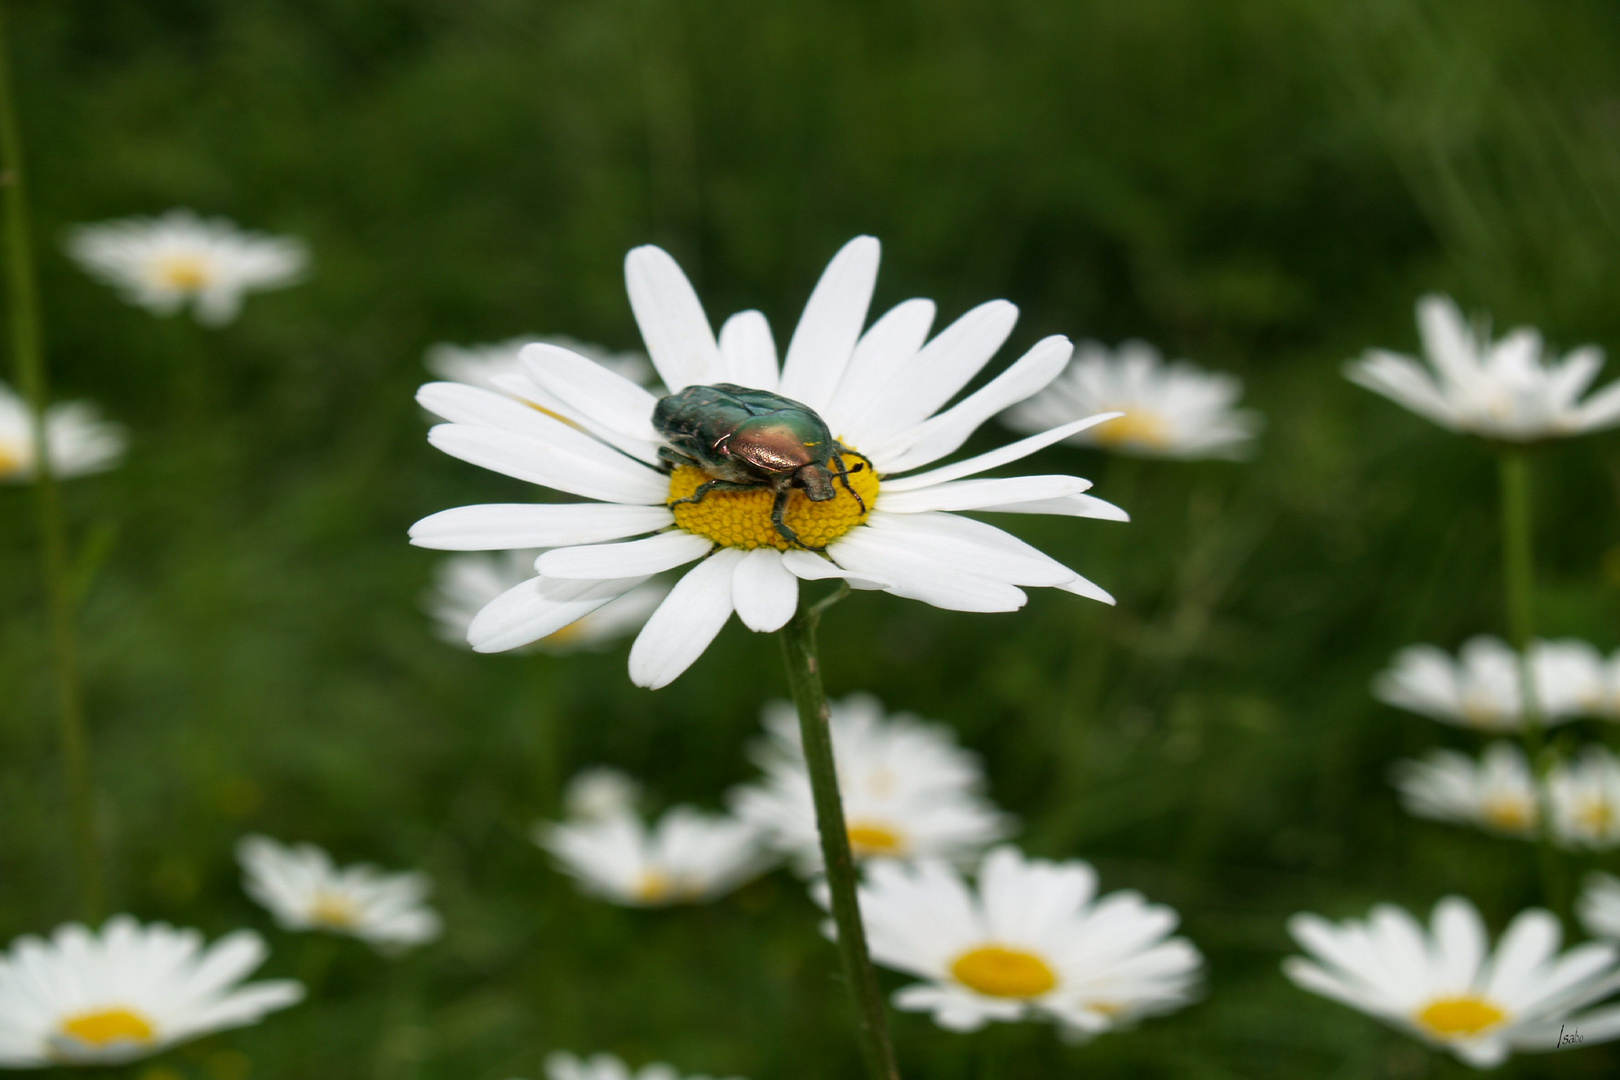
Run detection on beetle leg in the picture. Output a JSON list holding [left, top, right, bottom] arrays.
[[830, 452, 868, 513], [770, 486, 821, 551], [668, 478, 760, 508], [657, 446, 702, 474]]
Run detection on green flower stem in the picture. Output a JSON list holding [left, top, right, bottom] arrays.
[[1498, 449, 1563, 911], [779, 588, 901, 1080], [0, 3, 103, 920]]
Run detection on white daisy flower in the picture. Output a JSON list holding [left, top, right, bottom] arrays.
[[1001, 340, 1259, 459], [409, 236, 1127, 688], [1390, 742, 1540, 838], [1373, 636, 1580, 732], [730, 694, 1011, 874], [1578, 873, 1620, 942], [1284, 895, 1620, 1068], [237, 835, 441, 951], [0, 916, 302, 1066], [1347, 294, 1620, 442], [425, 550, 667, 654], [847, 845, 1201, 1039], [543, 1050, 743, 1080], [0, 382, 125, 483], [66, 209, 307, 326], [535, 805, 767, 907], [426, 336, 653, 394], [563, 766, 643, 821], [1531, 639, 1620, 720], [1546, 747, 1620, 851]]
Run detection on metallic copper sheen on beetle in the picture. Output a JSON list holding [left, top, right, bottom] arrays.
[[653, 383, 866, 550]]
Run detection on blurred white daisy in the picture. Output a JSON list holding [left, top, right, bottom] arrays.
[[1546, 747, 1620, 851], [0, 916, 302, 1066], [543, 1050, 743, 1080], [426, 336, 653, 393], [535, 804, 767, 907], [410, 236, 1128, 688], [1373, 636, 1580, 732], [0, 382, 125, 483], [1532, 639, 1620, 720], [1001, 340, 1259, 459], [66, 209, 307, 326], [425, 550, 667, 654], [730, 694, 1011, 875], [1347, 294, 1620, 442], [1390, 742, 1540, 838], [1285, 895, 1620, 1068], [237, 835, 441, 951], [563, 766, 642, 821], [1578, 873, 1620, 942], [848, 845, 1201, 1039]]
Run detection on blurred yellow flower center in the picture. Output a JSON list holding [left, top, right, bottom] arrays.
[[58, 1007, 156, 1047], [846, 820, 904, 856], [950, 945, 1058, 998], [153, 254, 212, 291], [634, 870, 679, 903], [1576, 797, 1616, 834], [1091, 410, 1171, 450], [667, 450, 877, 551], [0, 442, 22, 479], [1414, 996, 1507, 1037], [308, 892, 360, 929], [541, 619, 587, 645], [1480, 796, 1535, 832]]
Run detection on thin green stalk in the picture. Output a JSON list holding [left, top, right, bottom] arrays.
[[0, 2, 103, 919], [779, 592, 900, 1080], [1498, 450, 1563, 912]]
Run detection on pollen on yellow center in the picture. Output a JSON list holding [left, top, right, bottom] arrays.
[[58, 1007, 156, 1047], [1481, 796, 1536, 832], [846, 820, 905, 857], [1414, 995, 1508, 1038], [1576, 797, 1617, 834], [666, 450, 877, 551], [153, 254, 212, 291], [308, 891, 361, 929], [950, 945, 1059, 999], [1091, 410, 1172, 450]]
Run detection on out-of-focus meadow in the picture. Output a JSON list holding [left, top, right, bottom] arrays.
[[5, 0, 1620, 1076]]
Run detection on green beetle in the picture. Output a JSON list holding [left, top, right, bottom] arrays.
[[652, 383, 867, 550]]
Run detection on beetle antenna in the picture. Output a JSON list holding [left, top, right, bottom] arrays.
[[831, 452, 867, 513]]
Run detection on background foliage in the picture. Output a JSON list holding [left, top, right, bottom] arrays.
[[5, 0, 1620, 1076]]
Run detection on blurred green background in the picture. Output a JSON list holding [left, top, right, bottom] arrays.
[[5, 0, 1620, 1076]]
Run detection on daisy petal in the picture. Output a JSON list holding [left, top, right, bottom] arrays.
[[732, 548, 800, 632], [536, 531, 714, 579], [979, 493, 1130, 521], [625, 245, 722, 391], [718, 310, 780, 390], [881, 413, 1123, 492], [409, 503, 673, 550], [828, 528, 1027, 612], [628, 549, 744, 688], [778, 236, 881, 411], [519, 343, 663, 460], [877, 475, 1089, 514], [427, 424, 668, 505], [828, 299, 937, 443], [468, 576, 646, 653]]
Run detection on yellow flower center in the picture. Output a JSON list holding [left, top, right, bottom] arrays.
[[153, 254, 213, 292], [540, 619, 589, 646], [1090, 410, 1172, 450], [950, 945, 1059, 999], [58, 1007, 157, 1048], [308, 891, 361, 929], [1576, 797, 1616, 835], [846, 820, 905, 857], [0, 441, 23, 480], [633, 870, 697, 903], [666, 451, 877, 551], [1414, 996, 1508, 1038], [1480, 796, 1536, 832]]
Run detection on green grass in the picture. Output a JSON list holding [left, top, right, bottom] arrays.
[[5, 0, 1620, 1077]]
